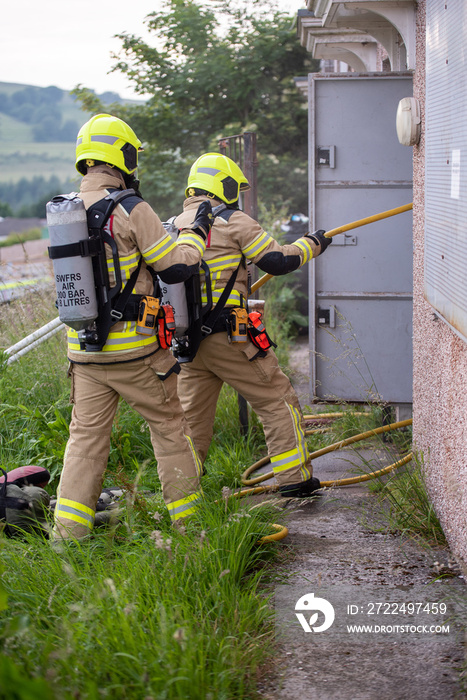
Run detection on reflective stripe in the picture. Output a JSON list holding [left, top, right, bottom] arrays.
[[198, 166, 221, 176], [271, 447, 304, 474], [177, 231, 206, 255], [288, 403, 311, 479], [167, 492, 201, 521], [55, 497, 95, 530], [107, 252, 141, 280], [90, 135, 119, 145], [185, 434, 203, 476], [206, 254, 242, 273], [202, 288, 242, 306], [242, 231, 272, 259], [118, 202, 131, 219], [270, 404, 311, 479], [143, 233, 177, 264], [294, 238, 314, 265], [97, 333, 157, 349], [67, 328, 158, 352]]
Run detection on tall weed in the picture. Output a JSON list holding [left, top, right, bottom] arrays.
[[370, 453, 447, 546], [0, 290, 285, 699]]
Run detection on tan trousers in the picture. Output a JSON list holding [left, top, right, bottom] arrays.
[[178, 333, 311, 487], [54, 351, 202, 539]]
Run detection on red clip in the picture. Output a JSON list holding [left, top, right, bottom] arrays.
[[248, 311, 274, 351], [158, 304, 176, 349]]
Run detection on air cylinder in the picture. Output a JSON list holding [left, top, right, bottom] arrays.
[[159, 220, 190, 335], [47, 194, 98, 331]]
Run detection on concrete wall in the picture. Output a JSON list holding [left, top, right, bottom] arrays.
[[412, 0, 467, 570]]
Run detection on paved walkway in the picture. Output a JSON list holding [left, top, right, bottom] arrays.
[[258, 337, 467, 699]]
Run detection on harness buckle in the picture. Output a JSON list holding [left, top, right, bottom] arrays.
[[110, 309, 123, 322], [201, 325, 213, 336]]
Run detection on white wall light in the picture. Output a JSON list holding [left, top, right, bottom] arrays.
[[396, 97, 421, 146]]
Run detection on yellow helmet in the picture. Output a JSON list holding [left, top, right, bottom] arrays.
[[186, 152, 250, 204], [75, 113, 142, 175]]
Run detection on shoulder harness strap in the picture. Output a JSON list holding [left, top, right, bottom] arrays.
[[83, 189, 144, 351], [200, 203, 243, 336]]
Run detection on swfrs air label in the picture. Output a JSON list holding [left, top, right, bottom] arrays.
[[55, 272, 91, 306]]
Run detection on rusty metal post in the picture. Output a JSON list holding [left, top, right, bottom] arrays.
[[242, 132, 258, 221]]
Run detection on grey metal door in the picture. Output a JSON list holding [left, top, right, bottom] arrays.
[[308, 73, 413, 405]]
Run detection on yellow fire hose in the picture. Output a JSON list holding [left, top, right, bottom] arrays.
[[251, 202, 413, 294], [242, 417, 412, 543], [246, 202, 414, 541]]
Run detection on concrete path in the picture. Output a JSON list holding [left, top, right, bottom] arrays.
[[257, 338, 467, 699]]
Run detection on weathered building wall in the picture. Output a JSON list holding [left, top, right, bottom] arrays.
[[412, 0, 467, 569]]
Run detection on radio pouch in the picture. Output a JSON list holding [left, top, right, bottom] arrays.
[[247, 311, 277, 352]]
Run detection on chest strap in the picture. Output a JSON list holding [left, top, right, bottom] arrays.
[[200, 262, 241, 337]]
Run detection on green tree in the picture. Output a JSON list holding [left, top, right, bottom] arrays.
[[74, 0, 318, 219], [0, 201, 12, 217]]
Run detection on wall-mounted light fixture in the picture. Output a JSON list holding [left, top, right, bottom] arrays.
[[396, 96, 421, 146]]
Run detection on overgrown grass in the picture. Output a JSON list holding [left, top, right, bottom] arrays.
[[368, 453, 447, 547], [1, 243, 447, 697], [300, 406, 445, 548], [0, 497, 281, 700], [314, 402, 444, 547], [0, 290, 285, 699]]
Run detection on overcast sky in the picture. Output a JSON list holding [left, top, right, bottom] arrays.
[[1, 0, 306, 100]]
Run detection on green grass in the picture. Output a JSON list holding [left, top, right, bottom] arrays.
[[0, 498, 280, 700], [368, 454, 447, 546], [0, 291, 284, 699], [0, 255, 447, 698]]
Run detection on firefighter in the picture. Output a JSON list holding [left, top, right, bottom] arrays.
[[52, 114, 211, 540], [174, 153, 331, 497]]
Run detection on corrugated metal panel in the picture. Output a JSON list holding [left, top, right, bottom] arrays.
[[425, 1, 467, 341]]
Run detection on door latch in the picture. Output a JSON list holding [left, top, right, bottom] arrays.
[[331, 233, 357, 246], [316, 306, 336, 328]]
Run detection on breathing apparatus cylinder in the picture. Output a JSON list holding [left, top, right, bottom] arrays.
[[47, 194, 98, 331], [159, 220, 190, 336]]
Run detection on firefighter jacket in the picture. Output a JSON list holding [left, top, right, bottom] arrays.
[[174, 195, 320, 310], [66, 167, 205, 364]]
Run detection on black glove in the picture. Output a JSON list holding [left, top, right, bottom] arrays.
[[186, 200, 213, 241], [306, 229, 332, 254]]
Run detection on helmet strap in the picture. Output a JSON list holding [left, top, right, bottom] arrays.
[[123, 172, 141, 195], [190, 188, 220, 200]]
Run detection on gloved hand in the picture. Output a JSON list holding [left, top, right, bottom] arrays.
[[186, 200, 213, 241], [306, 229, 332, 254]]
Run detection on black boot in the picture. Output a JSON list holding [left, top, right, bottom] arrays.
[[279, 476, 321, 498]]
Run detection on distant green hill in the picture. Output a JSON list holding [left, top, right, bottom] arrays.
[[0, 82, 92, 186], [0, 82, 135, 213]]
